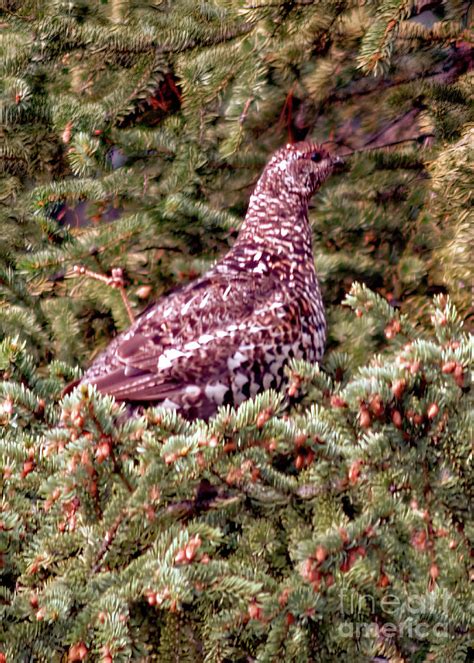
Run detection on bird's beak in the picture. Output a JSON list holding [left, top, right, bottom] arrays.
[[332, 155, 345, 172]]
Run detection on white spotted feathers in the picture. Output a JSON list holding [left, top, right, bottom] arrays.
[[79, 141, 342, 419]]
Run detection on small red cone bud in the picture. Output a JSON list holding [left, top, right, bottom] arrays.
[[21, 460, 35, 478], [145, 591, 157, 606], [29, 593, 39, 609], [295, 454, 304, 470], [174, 549, 186, 564], [0, 653, 5, 663], [251, 467, 261, 480], [71, 414, 85, 428], [325, 573, 334, 587], [409, 361, 421, 375], [391, 378, 406, 399], [391, 410, 402, 428], [377, 573, 390, 588], [68, 643, 88, 661], [413, 413, 424, 425], [453, 364, 464, 387], [278, 588, 291, 606], [427, 403, 439, 419], [339, 528, 349, 543], [429, 563, 439, 581], [303, 450, 313, 467], [369, 394, 384, 417], [62, 121, 73, 143], [294, 433, 306, 448], [287, 376, 301, 397], [136, 285, 152, 299], [448, 539, 457, 550], [315, 546, 327, 563], [248, 601, 262, 620], [185, 535, 201, 561], [411, 529, 427, 551], [363, 230, 377, 245], [384, 325, 395, 340], [34, 398, 45, 416], [349, 551, 361, 570], [384, 319, 401, 340], [145, 505, 155, 521], [309, 566, 321, 584], [311, 577, 321, 592], [267, 439, 277, 452], [1, 397, 14, 416], [349, 459, 362, 484], [95, 441, 112, 463], [330, 395, 347, 408], [359, 407, 371, 429], [286, 612, 295, 625], [339, 557, 350, 573], [101, 647, 113, 663], [300, 558, 314, 581], [287, 382, 298, 397], [355, 309, 363, 318], [441, 361, 456, 374]]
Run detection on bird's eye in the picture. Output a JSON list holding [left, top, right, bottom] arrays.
[[310, 152, 322, 163]]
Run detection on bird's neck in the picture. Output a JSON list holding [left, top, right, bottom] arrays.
[[232, 190, 315, 266]]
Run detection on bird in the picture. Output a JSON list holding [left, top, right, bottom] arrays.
[[78, 141, 342, 419]]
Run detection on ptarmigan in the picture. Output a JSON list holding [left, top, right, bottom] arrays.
[[79, 141, 342, 419]]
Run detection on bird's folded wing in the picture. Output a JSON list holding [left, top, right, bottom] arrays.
[[83, 273, 301, 402]]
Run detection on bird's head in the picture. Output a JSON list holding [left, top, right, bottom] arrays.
[[257, 141, 343, 200]]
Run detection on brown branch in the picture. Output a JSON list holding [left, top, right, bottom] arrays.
[[239, 97, 254, 126], [334, 133, 435, 159], [110, 447, 134, 494], [73, 264, 135, 324], [361, 108, 421, 149], [92, 509, 128, 573]]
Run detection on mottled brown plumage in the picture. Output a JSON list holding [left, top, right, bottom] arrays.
[[80, 142, 341, 418]]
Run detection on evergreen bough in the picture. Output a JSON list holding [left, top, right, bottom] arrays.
[[0, 1, 472, 661]]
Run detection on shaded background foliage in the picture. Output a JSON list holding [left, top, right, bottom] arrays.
[[0, 1, 472, 661]]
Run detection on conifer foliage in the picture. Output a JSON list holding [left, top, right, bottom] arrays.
[[0, 1, 472, 661]]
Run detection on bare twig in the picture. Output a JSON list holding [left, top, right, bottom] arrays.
[[73, 264, 135, 324], [323, 133, 435, 159], [239, 97, 254, 125], [92, 509, 128, 573]]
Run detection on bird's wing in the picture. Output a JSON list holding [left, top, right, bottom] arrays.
[[82, 271, 302, 402]]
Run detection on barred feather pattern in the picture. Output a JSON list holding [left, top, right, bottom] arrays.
[[80, 141, 340, 419]]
